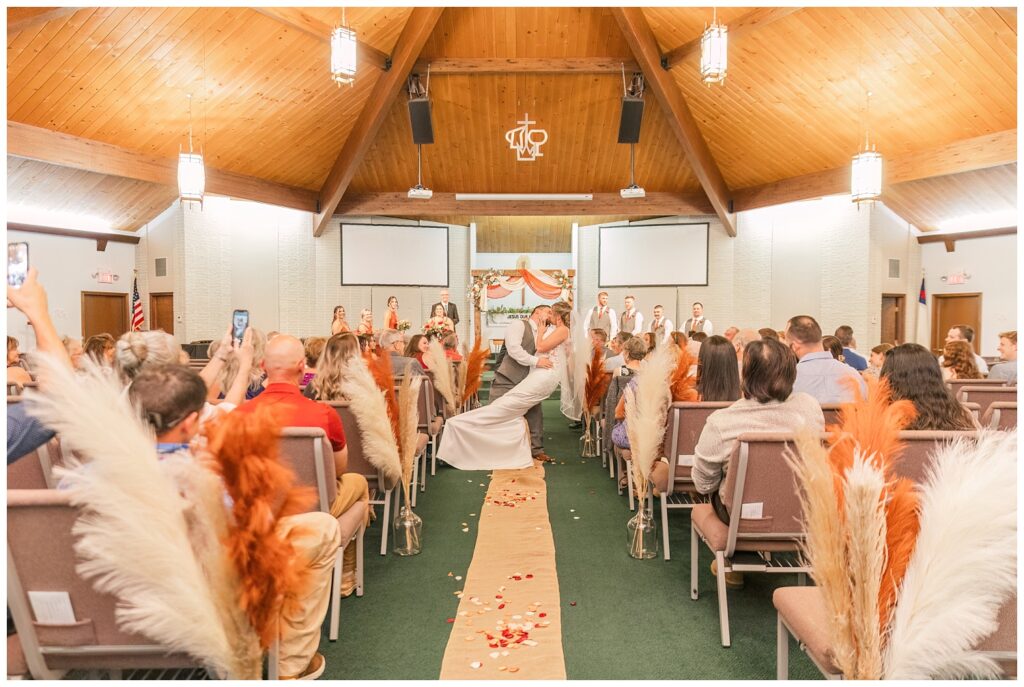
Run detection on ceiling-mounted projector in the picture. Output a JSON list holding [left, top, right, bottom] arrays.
[[408, 185, 433, 200], [620, 185, 646, 199]]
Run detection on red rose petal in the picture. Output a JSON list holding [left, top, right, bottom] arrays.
[[525, 574, 534, 579], [538, 612, 547, 618], [570, 602, 577, 606], [446, 618, 456, 623]]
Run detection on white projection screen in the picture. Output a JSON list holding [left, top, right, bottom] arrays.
[[341, 224, 448, 286], [598, 223, 709, 287]]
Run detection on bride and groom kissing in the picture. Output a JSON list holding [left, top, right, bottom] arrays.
[[438, 301, 573, 470]]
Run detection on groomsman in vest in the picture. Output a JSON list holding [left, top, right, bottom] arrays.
[[682, 302, 713, 336], [582, 291, 618, 338], [429, 289, 460, 327], [619, 295, 644, 335], [650, 305, 673, 344]]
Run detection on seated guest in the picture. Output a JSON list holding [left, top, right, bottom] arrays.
[[988, 331, 1017, 383], [642, 332, 657, 352], [590, 327, 610, 354], [863, 343, 894, 379], [404, 333, 432, 370], [356, 308, 375, 336], [207, 327, 268, 401], [786, 315, 866, 403], [695, 335, 741, 403], [758, 328, 779, 341], [690, 332, 708, 345], [722, 326, 739, 342], [303, 336, 326, 387], [670, 331, 688, 349], [442, 333, 463, 361], [940, 324, 989, 374], [84, 332, 116, 367], [128, 365, 342, 679], [604, 332, 632, 373], [940, 340, 982, 381], [731, 328, 761, 372], [822, 335, 846, 363], [379, 329, 425, 375], [7, 335, 32, 386], [609, 337, 649, 451], [881, 343, 977, 430], [305, 333, 361, 400], [62, 336, 85, 370], [834, 325, 867, 371], [235, 335, 369, 594]]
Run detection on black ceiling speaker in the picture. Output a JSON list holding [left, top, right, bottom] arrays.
[[408, 97, 434, 145], [617, 97, 644, 144]]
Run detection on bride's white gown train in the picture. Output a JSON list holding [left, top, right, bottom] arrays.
[[437, 334, 566, 471]]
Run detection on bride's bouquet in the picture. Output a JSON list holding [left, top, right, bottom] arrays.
[[423, 316, 453, 339]]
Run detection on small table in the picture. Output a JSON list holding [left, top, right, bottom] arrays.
[[490, 338, 504, 355]]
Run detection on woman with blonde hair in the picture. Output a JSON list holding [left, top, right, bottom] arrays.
[[306, 333, 361, 401], [206, 327, 268, 400], [84, 333, 116, 367], [331, 305, 351, 335], [302, 336, 326, 387], [62, 336, 85, 370], [356, 308, 375, 336]]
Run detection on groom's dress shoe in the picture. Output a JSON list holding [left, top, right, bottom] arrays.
[[534, 452, 554, 463]]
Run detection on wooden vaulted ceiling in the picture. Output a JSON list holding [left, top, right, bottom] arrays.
[[5, 6, 1018, 246]]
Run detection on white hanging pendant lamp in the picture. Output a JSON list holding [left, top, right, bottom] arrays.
[[700, 8, 728, 86], [178, 94, 205, 206], [331, 8, 357, 86], [851, 91, 882, 203]]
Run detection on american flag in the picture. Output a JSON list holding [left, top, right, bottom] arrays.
[[130, 276, 145, 331]]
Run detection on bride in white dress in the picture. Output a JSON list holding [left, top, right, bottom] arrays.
[[437, 303, 573, 470]]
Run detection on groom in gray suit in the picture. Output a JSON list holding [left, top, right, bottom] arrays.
[[490, 304, 554, 463]]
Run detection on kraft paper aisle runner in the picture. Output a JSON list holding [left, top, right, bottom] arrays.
[[439, 463, 566, 679]]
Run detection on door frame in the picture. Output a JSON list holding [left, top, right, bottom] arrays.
[[149, 292, 174, 333], [881, 293, 906, 345], [931, 292, 983, 354], [80, 291, 129, 339]]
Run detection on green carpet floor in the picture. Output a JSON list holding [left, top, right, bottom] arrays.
[[319, 399, 820, 680]]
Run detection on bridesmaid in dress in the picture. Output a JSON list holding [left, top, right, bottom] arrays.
[[384, 296, 400, 330], [331, 305, 351, 335], [356, 308, 375, 336]]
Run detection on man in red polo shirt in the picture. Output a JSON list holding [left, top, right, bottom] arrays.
[[238, 334, 368, 595]]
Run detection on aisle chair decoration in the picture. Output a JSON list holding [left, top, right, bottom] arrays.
[[394, 368, 425, 555], [23, 356, 313, 678], [623, 343, 676, 559], [425, 338, 457, 415], [581, 345, 612, 458], [786, 377, 1017, 679], [365, 349, 403, 472], [460, 338, 489, 411], [669, 344, 698, 403], [453, 360, 467, 414]]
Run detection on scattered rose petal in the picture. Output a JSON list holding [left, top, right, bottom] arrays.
[[523, 640, 538, 647], [465, 636, 475, 641], [501, 651, 509, 656], [508, 667, 520, 673], [446, 618, 455, 623], [455, 576, 463, 581], [447, 572, 454, 577], [470, 661, 482, 670], [570, 509, 576, 513], [512, 614, 522, 620], [497, 666, 507, 672], [538, 612, 547, 618], [462, 528, 470, 532], [570, 602, 577, 606], [573, 516, 580, 520], [489, 652, 500, 659], [525, 574, 534, 579]]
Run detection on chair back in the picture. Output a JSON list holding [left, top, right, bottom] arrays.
[[894, 430, 979, 484], [414, 376, 438, 435], [947, 378, 1008, 396], [325, 401, 397, 491], [957, 386, 1018, 421], [819, 403, 843, 427], [662, 402, 731, 495], [278, 428, 337, 513], [7, 438, 60, 490], [720, 432, 810, 557], [602, 372, 635, 426], [962, 401, 981, 422], [983, 401, 1017, 430], [976, 594, 1017, 676], [7, 489, 196, 676]]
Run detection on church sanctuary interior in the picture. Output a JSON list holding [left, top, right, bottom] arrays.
[[6, 5, 1019, 681]]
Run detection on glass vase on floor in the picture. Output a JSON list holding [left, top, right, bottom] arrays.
[[393, 504, 423, 556], [627, 508, 658, 559]]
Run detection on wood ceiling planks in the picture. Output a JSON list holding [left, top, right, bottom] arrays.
[[882, 163, 1017, 232]]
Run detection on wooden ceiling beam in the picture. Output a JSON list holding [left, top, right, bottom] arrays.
[[250, 7, 390, 71], [661, 7, 802, 69], [733, 129, 1018, 212], [8, 222, 141, 252], [917, 226, 1016, 251], [313, 7, 444, 237], [8, 121, 318, 213], [411, 57, 639, 74], [612, 7, 736, 236], [7, 7, 78, 34], [335, 192, 714, 218]]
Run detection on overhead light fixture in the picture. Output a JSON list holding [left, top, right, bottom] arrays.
[[177, 94, 205, 207], [330, 8, 357, 86], [700, 8, 728, 86], [408, 143, 433, 199], [455, 193, 593, 201], [851, 91, 882, 203]]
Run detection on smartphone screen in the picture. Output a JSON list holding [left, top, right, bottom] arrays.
[[232, 309, 249, 343], [7, 242, 28, 288]]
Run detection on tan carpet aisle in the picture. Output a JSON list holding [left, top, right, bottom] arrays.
[[439, 462, 566, 679]]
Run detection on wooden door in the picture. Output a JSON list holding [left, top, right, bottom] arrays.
[[931, 293, 982, 355], [150, 293, 174, 334], [880, 294, 905, 345], [81, 292, 129, 340]]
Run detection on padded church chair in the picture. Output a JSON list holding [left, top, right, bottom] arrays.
[[956, 385, 1017, 421], [983, 401, 1017, 430], [946, 378, 1008, 397], [7, 436, 61, 490], [893, 430, 978, 484], [819, 403, 843, 427]]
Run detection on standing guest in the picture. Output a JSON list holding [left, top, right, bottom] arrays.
[[619, 295, 644, 335], [681, 302, 713, 336], [863, 343, 894, 379], [302, 337, 326, 387], [759, 328, 779, 341], [649, 305, 673, 345], [62, 336, 85, 370], [881, 343, 977, 430], [696, 335, 742, 403], [940, 340, 982, 381], [84, 333, 116, 367], [429, 288, 460, 328], [331, 305, 351, 335], [7, 336, 32, 386], [379, 330, 425, 375], [443, 333, 463, 361], [384, 296, 400, 331], [404, 333, 431, 370], [722, 326, 739, 342], [988, 331, 1017, 383], [603, 332, 632, 373], [583, 291, 618, 338], [786, 315, 866, 403], [940, 324, 989, 374], [356, 308, 375, 336], [306, 333, 362, 400], [425, 303, 455, 336], [822, 335, 846, 363], [834, 325, 867, 371]]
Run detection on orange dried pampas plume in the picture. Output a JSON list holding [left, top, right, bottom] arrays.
[[365, 348, 400, 443], [205, 406, 316, 649], [670, 345, 698, 402], [461, 338, 489, 405], [584, 345, 612, 412]]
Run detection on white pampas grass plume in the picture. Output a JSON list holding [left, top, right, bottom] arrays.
[[625, 342, 675, 500], [397, 370, 423, 499], [339, 354, 401, 489], [425, 338, 456, 412], [23, 355, 249, 678], [883, 430, 1017, 679]]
